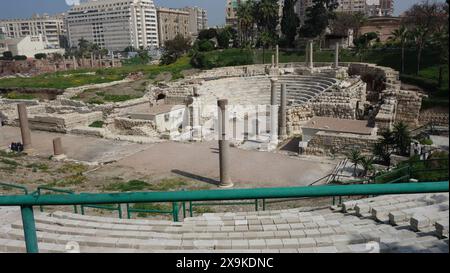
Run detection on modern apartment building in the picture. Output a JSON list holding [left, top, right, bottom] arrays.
[[156, 8, 190, 47], [296, 0, 394, 25], [65, 0, 159, 51], [225, 0, 247, 28], [0, 14, 65, 49], [366, 0, 394, 17], [182, 7, 208, 36]]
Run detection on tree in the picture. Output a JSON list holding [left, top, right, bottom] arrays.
[[237, 0, 256, 47], [360, 156, 375, 177], [78, 38, 91, 57], [347, 149, 362, 177], [198, 28, 217, 40], [353, 32, 378, 62], [373, 129, 396, 168], [258, 31, 276, 64], [331, 12, 367, 39], [253, 0, 280, 39], [281, 0, 300, 47], [217, 28, 232, 49], [160, 34, 191, 65], [298, 0, 338, 39], [403, 1, 448, 74], [197, 39, 215, 52], [391, 26, 411, 74], [392, 122, 411, 156]]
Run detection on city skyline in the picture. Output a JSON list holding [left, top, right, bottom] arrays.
[[0, 0, 445, 27]]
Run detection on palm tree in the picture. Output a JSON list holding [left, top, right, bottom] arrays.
[[373, 129, 395, 168], [360, 156, 375, 178], [391, 26, 410, 74], [411, 26, 429, 75], [347, 149, 362, 176], [237, 0, 255, 47], [393, 122, 412, 156]]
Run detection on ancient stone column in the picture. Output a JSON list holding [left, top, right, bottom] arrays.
[[244, 113, 249, 141], [270, 78, 279, 141], [17, 104, 32, 153], [305, 42, 309, 66], [111, 55, 115, 68], [217, 99, 233, 188], [270, 78, 278, 106], [276, 45, 279, 67], [271, 55, 275, 68], [309, 40, 314, 69], [334, 42, 340, 68], [90, 53, 94, 68], [53, 137, 63, 156], [72, 56, 77, 69], [279, 83, 287, 139]]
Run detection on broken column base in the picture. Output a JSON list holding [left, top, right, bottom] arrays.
[[52, 154, 67, 161]]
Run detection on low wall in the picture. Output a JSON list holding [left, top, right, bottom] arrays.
[[306, 131, 380, 155]]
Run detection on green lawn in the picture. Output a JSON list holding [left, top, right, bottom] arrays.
[[0, 56, 192, 89]]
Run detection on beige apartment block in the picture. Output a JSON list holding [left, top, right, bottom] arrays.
[[157, 8, 190, 47]]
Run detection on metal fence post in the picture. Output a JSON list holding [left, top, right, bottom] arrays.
[[172, 202, 179, 222], [126, 204, 131, 219], [118, 204, 123, 219], [189, 201, 193, 217], [20, 205, 39, 253]]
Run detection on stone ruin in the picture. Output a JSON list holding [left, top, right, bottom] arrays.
[[0, 47, 428, 154]]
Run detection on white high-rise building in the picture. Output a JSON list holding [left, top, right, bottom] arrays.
[[0, 14, 65, 49], [65, 0, 159, 51], [182, 7, 208, 36]]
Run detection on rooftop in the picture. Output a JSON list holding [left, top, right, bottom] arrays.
[[302, 117, 375, 135]]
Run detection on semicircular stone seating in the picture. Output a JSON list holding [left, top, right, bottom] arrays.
[[197, 75, 338, 111], [0, 193, 448, 253]]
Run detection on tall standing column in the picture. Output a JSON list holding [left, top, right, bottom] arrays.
[[279, 83, 287, 139], [271, 55, 275, 68], [270, 78, 278, 142], [276, 45, 279, 67], [218, 99, 233, 188], [309, 40, 314, 69], [334, 42, 340, 68], [17, 104, 32, 153], [305, 42, 309, 66], [72, 56, 77, 70]]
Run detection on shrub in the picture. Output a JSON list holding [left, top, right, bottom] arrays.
[[13, 55, 27, 61], [197, 40, 215, 52], [89, 121, 104, 128], [34, 53, 47, 60]]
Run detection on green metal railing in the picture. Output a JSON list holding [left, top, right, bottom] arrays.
[[126, 202, 181, 222], [34, 186, 78, 214], [187, 199, 260, 217], [0, 182, 28, 194], [0, 181, 448, 253], [81, 204, 122, 219]]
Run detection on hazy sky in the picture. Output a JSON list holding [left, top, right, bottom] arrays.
[[0, 0, 446, 27]]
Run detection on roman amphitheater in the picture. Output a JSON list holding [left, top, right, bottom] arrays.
[[0, 50, 448, 253]]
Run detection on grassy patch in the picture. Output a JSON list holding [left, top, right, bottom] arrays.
[[0, 57, 192, 89], [57, 163, 87, 174], [89, 120, 104, 128], [104, 178, 189, 192], [48, 174, 87, 187], [193, 206, 215, 214], [3, 91, 37, 100], [26, 163, 49, 172], [104, 180, 150, 192], [0, 158, 20, 166], [0, 150, 24, 158], [131, 203, 172, 217]]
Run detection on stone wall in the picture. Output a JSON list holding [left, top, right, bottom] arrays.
[[419, 109, 449, 126], [0, 58, 122, 77], [395, 90, 423, 128], [306, 131, 380, 156]]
